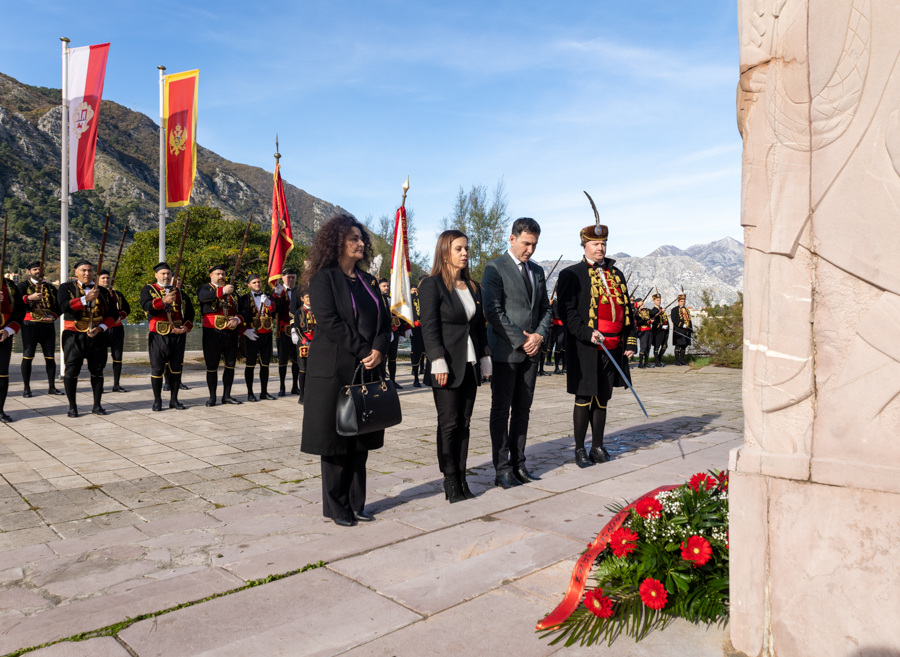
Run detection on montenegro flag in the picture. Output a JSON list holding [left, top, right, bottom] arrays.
[[164, 70, 198, 207], [267, 161, 294, 285]]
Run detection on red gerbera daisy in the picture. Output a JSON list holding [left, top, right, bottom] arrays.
[[608, 527, 638, 558], [681, 535, 713, 567], [639, 577, 668, 610], [688, 472, 715, 492], [635, 497, 663, 519], [583, 588, 614, 618]]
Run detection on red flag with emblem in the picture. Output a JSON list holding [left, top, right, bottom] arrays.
[[267, 161, 294, 284]]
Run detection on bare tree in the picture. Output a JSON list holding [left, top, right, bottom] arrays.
[[439, 178, 510, 281]]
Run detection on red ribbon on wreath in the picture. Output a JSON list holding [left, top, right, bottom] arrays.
[[535, 484, 679, 631]]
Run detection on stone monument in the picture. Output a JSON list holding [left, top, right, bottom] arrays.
[[732, 0, 900, 653]]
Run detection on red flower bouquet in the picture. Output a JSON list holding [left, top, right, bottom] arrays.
[[583, 589, 614, 618], [681, 535, 713, 567]]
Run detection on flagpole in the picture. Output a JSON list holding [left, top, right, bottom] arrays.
[[59, 37, 70, 380], [158, 65, 167, 262]]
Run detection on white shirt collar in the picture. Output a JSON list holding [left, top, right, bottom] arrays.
[[508, 250, 527, 268]]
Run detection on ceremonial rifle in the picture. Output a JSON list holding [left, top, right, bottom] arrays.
[[0, 214, 7, 307], [166, 214, 191, 326], [108, 226, 127, 321], [36, 228, 51, 319], [88, 210, 111, 333], [225, 216, 253, 319]]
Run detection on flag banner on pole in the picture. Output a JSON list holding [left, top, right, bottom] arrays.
[[267, 162, 294, 284], [389, 206, 414, 325], [66, 43, 110, 193], [164, 70, 198, 207]]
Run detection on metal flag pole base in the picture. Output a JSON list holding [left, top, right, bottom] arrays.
[[597, 340, 649, 419]]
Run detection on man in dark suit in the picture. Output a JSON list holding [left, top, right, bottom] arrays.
[[482, 217, 552, 488]]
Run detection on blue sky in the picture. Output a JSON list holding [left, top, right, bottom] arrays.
[[2, 0, 741, 261]]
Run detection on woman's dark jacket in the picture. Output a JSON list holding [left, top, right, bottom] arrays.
[[300, 265, 391, 456], [418, 276, 491, 389]]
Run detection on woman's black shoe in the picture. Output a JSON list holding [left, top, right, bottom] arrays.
[[444, 475, 467, 503], [259, 392, 277, 400], [353, 510, 376, 522], [0, 412, 12, 424], [589, 446, 610, 464], [169, 401, 187, 410], [91, 406, 107, 416], [246, 393, 258, 402], [575, 448, 593, 468], [221, 396, 243, 405], [458, 473, 476, 499], [333, 517, 354, 527]]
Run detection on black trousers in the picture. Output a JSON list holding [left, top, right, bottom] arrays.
[[638, 331, 652, 355], [551, 325, 566, 365], [384, 333, 399, 380], [0, 337, 12, 413], [63, 330, 108, 377], [489, 358, 538, 474], [108, 325, 124, 362], [149, 332, 187, 376], [244, 331, 274, 368], [652, 329, 668, 350], [410, 327, 425, 376], [202, 327, 239, 370], [432, 364, 478, 475], [276, 330, 298, 389], [321, 445, 368, 522], [21, 321, 57, 389]]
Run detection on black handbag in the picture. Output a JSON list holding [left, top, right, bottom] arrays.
[[336, 364, 402, 436]]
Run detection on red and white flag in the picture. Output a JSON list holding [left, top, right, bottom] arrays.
[[66, 43, 110, 193], [389, 205, 414, 325]]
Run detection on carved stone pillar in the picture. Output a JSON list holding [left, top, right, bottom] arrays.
[[733, 0, 900, 653]]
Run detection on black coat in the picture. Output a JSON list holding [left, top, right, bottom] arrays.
[[418, 276, 490, 389], [670, 306, 693, 346], [557, 259, 633, 396], [300, 266, 392, 456]]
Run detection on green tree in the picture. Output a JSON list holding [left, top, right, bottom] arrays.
[[693, 290, 743, 368], [440, 179, 510, 281], [114, 206, 307, 322]]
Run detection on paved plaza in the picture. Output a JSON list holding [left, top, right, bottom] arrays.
[[0, 353, 743, 656]]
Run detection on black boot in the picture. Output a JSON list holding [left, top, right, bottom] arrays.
[[151, 376, 164, 411], [278, 364, 287, 396], [21, 357, 33, 397], [457, 472, 476, 499], [222, 367, 241, 404], [443, 474, 467, 503], [112, 361, 128, 392], [46, 358, 62, 395], [245, 366, 257, 402], [169, 372, 186, 409], [90, 375, 106, 415], [206, 370, 218, 406], [290, 362, 300, 395], [64, 376, 79, 416], [0, 378, 11, 423], [637, 353, 646, 369]]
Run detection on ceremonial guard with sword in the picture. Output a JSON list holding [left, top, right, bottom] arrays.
[[670, 293, 693, 366], [290, 286, 314, 404], [557, 193, 638, 468], [141, 262, 194, 411], [633, 296, 652, 369], [58, 259, 116, 417], [1, 215, 26, 423], [239, 273, 277, 402], [18, 229, 63, 398], [649, 291, 669, 368], [409, 280, 425, 388], [273, 267, 300, 397]]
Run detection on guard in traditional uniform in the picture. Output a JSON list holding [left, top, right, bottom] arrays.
[[239, 273, 276, 402], [140, 262, 194, 411], [549, 293, 566, 374], [649, 293, 669, 368], [271, 267, 300, 396], [0, 275, 25, 423], [98, 269, 131, 392], [409, 281, 425, 387], [197, 264, 244, 406], [379, 278, 408, 389], [633, 298, 652, 369], [58, 259, 116, 417], [670, 294, 693, 366], [17, 260, 63, 397], [290, 287, 314, 404], [557, 221, 636, 468]]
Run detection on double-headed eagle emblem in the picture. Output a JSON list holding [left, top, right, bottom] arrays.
[[169, 124, 187, 156]]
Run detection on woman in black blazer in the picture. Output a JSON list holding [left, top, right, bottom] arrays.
[[300, 214, 391, 526], [419, 230, 492, 503]]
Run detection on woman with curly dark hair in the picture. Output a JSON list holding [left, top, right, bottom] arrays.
[[300, 214, 391, 526]]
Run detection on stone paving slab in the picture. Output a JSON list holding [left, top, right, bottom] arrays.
[[117, 568, 421, 657], [27, 637, 131, 657]]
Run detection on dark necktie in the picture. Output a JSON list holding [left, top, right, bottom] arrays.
[[521, 262, 533, 299]]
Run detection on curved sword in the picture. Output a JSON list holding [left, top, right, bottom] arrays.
[[597, 340, 649, 419]]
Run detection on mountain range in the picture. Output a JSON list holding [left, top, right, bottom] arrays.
[[536, 236, 743, 307], [0, 71, 348, 275]]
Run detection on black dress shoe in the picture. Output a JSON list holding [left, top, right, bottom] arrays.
[[205, 398, 217, 407], [259, 392, 277, 400], [91, 406, 107, 416], [413, 380, 422, 388], [494, 471, 523, 489], [297, 397, 304, 405], [152, 401, 163, 412], [169, 400, 187, 410], [589, 446, 611, 464], [246, 393, 258, 403], [333, 517, 354, 527], [278, 389, 286, 397], [179, 382, 189, 390], [393, 381, 403, 390], [353, 510, 375, 522], [112, 385, 129, 393], [67, 408, 79, 418], [575, 448, 593, 468], [290, 387, 301, 395], [49, 387, 64, 396], [22, 390, 32, 398], [221, 396, 243, 405], [0, 412, 12, 424], [514, 467, 541, 482]]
